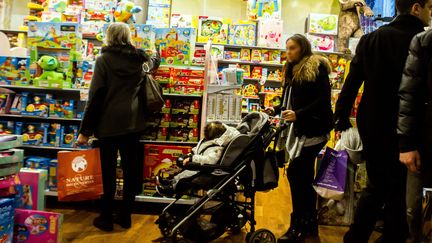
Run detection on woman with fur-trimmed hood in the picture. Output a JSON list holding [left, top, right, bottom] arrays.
[[272, 34, 333, 243]]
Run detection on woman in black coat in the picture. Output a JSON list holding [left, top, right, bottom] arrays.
[[76, 23, 158, 232], [274, 34, 333, 243]]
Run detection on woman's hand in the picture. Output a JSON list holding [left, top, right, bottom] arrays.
[[282, 110, 297, 122], [75, 134, 89, 147], [183, 157, 190, 166]]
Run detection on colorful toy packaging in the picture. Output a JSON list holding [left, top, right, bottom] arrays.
[[48, 99, 75, 119], [13, 209, 63, 243], [257, 20, 283, 48], [0, 198, 14, 243], [0, 89, 15, 114], [307, 34, 336, 52], [228, 21, 257, 46], [15, 122, 47, 146], [130, 25, 156, 51], [16, 169, 47, 211], [211, 45, 224, 60], [308, 13, 339, 36], [155, 28, 196, 66], [44, 124, 61, 147], [21, 93, 52, 118], [170, 14, 198, 28], [27, 22, 82, 50], [247, 0, 282, 20], [143, 144, 192, 185], [240, 49, 251, 62], [0, 121, 16, 135], [60, 125, 77, 148], [147, 0, 172, 28], [0, 57, 30, 86], [48, 159, 57, 191], [197, 16, 231, 44], [24, 157, 50, 171]]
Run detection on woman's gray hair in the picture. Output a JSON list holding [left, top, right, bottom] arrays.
[[105, 23, 132, 46]]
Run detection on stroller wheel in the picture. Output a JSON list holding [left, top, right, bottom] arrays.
[[247, 229, 276, 243]]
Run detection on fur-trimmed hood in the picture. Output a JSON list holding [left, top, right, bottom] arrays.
[[290, 55, 332, 83]]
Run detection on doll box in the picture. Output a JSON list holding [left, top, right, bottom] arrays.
[[257, 20, 283, 48], [155, 28, 196, 66], [0, 135, 23, 150], [308, 13, 339, 36], [143, 144, 192, 182], [197, 16, 231, 45], [17, 169, 47, 211], [13, 209, 63, 243], [0, 149, 24, 166], [0, 198, 14, 243], [27, 22, 82, 49], [228, 21, 257, 46], [0, 57, 30, 86]]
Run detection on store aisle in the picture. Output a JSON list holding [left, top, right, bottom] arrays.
[[48, 170, 379, 243]]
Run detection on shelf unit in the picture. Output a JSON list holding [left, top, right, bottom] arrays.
[[140, 140, 198, 146], [162, 93, 202, 98], [20, 145, 85, 151], [0, 114, 81, 122], [0, 85, 83, 93], [196, 42, 284, 51], [218, 59, 284, 68]]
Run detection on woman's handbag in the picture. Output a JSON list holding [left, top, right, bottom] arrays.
[[141, 55, 164, 113]]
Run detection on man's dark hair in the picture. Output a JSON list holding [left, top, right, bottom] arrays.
[[397, 0, 428, 14]]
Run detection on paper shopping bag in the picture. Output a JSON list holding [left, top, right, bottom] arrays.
[[57, 149, 103, 202], [313, 147, 348, 200]]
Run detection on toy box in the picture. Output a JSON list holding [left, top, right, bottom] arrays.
[[211, 45, 224, 60], [169, 128, 198, 142], [147, 0, 171, 28], [60, 125, 77, 148], [13, 209, 63, 243], [191, 46, 206, 66], [155, 28, 196, 66], [131, 25, 156, 51], [10, 95, 23, 115], [15, 122, 47, 146], [228, 21, 257, 46], [251, 49, 262, 63], [48, 159, 57, 191], [170, 14, 198, 28], [48, 99, 74, 119], [27, 22, 82, 50], [21, 93, 52, 118], [41, 12, 63, 23], [0, 122, 16, 135], [24, 157, 50, 172], [143, 144, 192, 183], [197, 16, 231, 44], [0, 57, 30, 86], [240, 65, 251, 78], [240, 49, 251, 62], [247, 0, 282, 20], [0, 149, 24, 166], [17, 169, 47, 211], [308, 13, 339, 36], [257, 20, 283, 48], [81, 21, 106, 38], [307, 34, 335, 52], [0, 198, 14, 243], [0, 89, 15, 114], [44, 123, 61, 147], [224, 51, 240, 61], [84, 0, 116, 11]]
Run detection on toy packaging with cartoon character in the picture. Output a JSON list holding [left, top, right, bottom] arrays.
[[257, 19, 283, 48], [16, 168, 47, 211], [0, 89, 15, 114], [170, 14, 198, 29], [228, 21, 257, 46], [307, 34, 335, 52], [155, 28, 196, 66], [48, 99, 75, 119], [0, 198, 15, 243], [308, 13, 339, 36], [197, 16, 231, 45], [247, 0, 282, 20], [13, 208, 63, 243], [60, 125, 78, 148], [27, 22, 82, 50], [0, 121, 16, 136], [15, 122, 47, 146], [0, 57, 30, 86], [21, 93, 52, 118]]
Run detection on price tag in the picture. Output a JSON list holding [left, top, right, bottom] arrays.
[[80, 89, 89, 101]]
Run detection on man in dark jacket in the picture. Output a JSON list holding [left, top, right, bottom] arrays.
[[334, 0, 431, 242], [398, 28, 432, 243]]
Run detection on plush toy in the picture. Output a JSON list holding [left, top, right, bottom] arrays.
[[114, 1, 142, 24], [34, 56, 64, 82], [337, 0, 374, 53]]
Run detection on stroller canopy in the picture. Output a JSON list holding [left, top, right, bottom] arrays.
[[236, 112, 270, 135]]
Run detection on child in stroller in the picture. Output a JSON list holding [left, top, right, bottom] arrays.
[[156, 121, 240, 196]]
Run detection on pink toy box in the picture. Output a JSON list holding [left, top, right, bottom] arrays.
[[16, 169, 47, 211], [13, 209, 63, 243], [257, 20, 283, 48]]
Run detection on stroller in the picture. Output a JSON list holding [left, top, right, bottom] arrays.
[[156, 112, 288, 243]]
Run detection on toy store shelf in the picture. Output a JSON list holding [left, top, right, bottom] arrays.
[[207, 120, 240, 126], [196, 42, 284, 51], [0, 114, 81, 122], [160, 65, 205, 71], [135, 195, 197, 205], [0, 29, 27, 34], [162, 93, 202, 98], [243, 78, 282, 84], [314, 50, 352, 56], [20, 145, 85, 151], [0, 85, 84, 93], [140, 140, 198, 146], [208, 85, 242, 94], [218, 60, 284, 68]]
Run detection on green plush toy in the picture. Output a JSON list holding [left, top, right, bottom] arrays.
[[35, 56, 64, 83]]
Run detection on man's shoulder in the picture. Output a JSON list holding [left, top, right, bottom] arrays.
[[416, 29, 432, 47]]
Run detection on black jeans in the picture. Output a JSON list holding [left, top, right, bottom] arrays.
[[345, 150, 408, 243], [98, 133, 142, 218], [287, 142, 326, 217]]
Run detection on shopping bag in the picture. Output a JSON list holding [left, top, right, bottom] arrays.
[[57, 149, 103, 202], [313, 146, 348, 200]]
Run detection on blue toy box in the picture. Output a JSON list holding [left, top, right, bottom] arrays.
[[60, 125, 77, 148], [48, 159, 57, 191], [16, 122, 47, 146], [20, 93, 52, 118], [48, 99, 75, 119], [0, 57, 30, 86], [0, 198, 15, 243]]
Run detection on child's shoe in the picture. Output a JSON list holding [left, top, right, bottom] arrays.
[[156, 184, 175, 197]]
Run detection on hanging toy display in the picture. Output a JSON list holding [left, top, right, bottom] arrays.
[[113, 0, 143, 24]]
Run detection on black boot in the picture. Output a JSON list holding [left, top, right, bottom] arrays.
[[93, 214, 114, 232], [278, 212, 318, 243], [113, 213, 132, 229]]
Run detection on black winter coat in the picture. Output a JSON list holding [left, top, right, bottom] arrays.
[[398, 29, 432, 160], [79, 45, 151, 138], [335, 14, 425, 156], [279, 55, 334, 138]]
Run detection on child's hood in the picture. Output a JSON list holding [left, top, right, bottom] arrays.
[[213, 124, 240, 146]]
